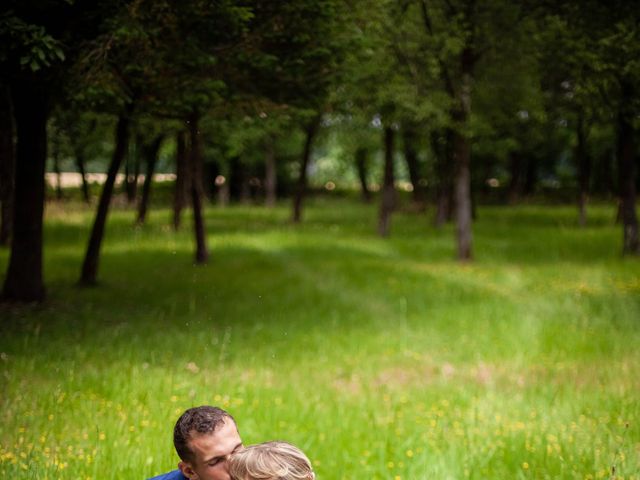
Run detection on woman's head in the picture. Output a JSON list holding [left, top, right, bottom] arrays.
[[229, 441, 314, 480]]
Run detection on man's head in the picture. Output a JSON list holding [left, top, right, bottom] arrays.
[[174, 406, 243, 480]]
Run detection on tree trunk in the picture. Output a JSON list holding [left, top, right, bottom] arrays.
[[136, 134, 164, 225], [124, 150, 132, 201], [523, 156, 537, 196], [355, 147, 371, 203], [378, 126, 396, 237], [75, 151, 90, 203], [125, 138, 140, 204], [602, 149, 615, 197], [617, 82, 639, 255], [52, 135, 63, 200], [2, 79, 48, 301], [592, 149, 613, 197], [453, 128, 473, 260], [292, 116, 320, 223], [507, 151, 522, 205], [228, 156, 243, 202], [471, 187, 478, 221], [615, 199, 623, 225], [452, 47, 474, 261], [203, 161, 219, 200], [576, 111, 591, 227], [433, 129, 453, 228], [79, 108, 132, 286], [132, 142, 141, 200], [402, 122, 423, 206], [188, 114, 209, 264], [173, 131, 189, 230], [264, 137, 277, 207], [240, 168, 251, 205], [435, 190, 451, 227], [66, 118, 95, 204], [0, 84, 14, 247], [217, 180, 230, 207]]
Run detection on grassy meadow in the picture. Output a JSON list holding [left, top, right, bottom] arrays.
[[0, 196, 639, 479]]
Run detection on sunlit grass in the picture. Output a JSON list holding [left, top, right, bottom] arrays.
[[1, 196, 639, 479]]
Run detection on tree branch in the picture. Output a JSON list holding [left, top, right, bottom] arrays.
[[419, 0, 455, 96]]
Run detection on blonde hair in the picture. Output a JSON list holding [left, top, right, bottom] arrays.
[[229, 441, 315, 480]]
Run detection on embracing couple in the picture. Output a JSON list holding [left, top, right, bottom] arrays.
[[148, 406, 314, 480]]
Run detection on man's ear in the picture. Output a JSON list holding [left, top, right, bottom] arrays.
[[178, 460, 198, 480]]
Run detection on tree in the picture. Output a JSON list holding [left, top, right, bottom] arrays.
[[1, 76, 49, 300], [147, 0, 254, 263], [616, 79, 639, 254], [401, 120, 426, 207], [0, 7, 60, 300], [534, 10, 606, 225], [1, 1, 124, 300], [80, 105, 133, 285], [58, 110, 98, 204], [0, 83, 13, 246], [172, 130, 189, 229], [334, 0, 416, 235], [416, 0, 480, 260], [78, 0, 254, 277], [124, 136, 141, 204], [549, 0, 640, 253], [378, 125, 396, 236], [292, 114, 321, 223], [431, 128, 454, 227], [416, 0, 540, 258], [264, 134, 277, 207], [244, 1, 347, 223], [78, 1, 160, 284], [355, 146, 372, 203], [219, 108, 298, 208], [136, 132, 165, 225], [187, 113, 209, 262]]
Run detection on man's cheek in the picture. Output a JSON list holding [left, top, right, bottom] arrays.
[[214, 464, 231, 480]]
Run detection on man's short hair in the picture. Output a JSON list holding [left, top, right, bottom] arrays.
[[173, 406, 235, 463]]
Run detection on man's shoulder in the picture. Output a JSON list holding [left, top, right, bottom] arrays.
[[147, 469, 187, 480]]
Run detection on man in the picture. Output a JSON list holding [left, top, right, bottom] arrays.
[[148, 406, 244, 480]]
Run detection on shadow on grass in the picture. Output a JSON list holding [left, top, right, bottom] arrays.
[[2, 201, 637, 349]]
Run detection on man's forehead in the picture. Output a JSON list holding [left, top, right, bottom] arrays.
[[189, 420, 240, 456]]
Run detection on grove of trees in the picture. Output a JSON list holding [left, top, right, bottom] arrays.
[[1, 0, 638, 302]]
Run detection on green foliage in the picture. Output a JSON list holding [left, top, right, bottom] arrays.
[[244, 1, 346, 110], [3, 0, 636, 198], [545, 1, 640, 120], [48, 109, 117, 172], [0, 11, 65, 72]]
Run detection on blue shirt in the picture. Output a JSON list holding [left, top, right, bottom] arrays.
[[147, 470, 187, 480]]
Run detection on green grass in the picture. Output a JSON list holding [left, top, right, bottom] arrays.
[[1, 197, 639, 479]]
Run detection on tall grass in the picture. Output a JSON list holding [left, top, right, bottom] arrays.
[[1, 197, 638, 479]]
